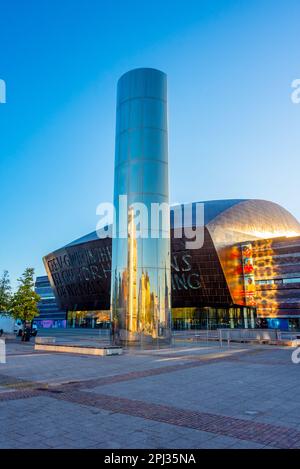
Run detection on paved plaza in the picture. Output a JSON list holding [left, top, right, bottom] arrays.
[[0, 337, 299, 449]]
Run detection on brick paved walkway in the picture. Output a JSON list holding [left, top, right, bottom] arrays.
[[0, 340, 299, 448], [42, 389, 300, 448]]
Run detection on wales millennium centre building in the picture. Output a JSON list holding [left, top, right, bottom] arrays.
[[42, 68, 300, 340]]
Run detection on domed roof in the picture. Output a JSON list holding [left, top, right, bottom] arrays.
[[205, 199, 300, 249], [66, 199, 300, 248]]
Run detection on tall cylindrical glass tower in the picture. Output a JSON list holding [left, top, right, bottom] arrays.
[[111, 68, 171, 346]]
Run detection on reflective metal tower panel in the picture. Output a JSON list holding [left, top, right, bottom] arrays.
[[111, 68, 171, 346]]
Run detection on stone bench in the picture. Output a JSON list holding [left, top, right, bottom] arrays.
[[35, 337, 56, 345], [34, 343, 123, 356]]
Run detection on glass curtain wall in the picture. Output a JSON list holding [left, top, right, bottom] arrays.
[[171, 307, 257, 330]]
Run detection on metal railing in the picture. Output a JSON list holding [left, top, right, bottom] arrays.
[[173, 328, 300, 347]]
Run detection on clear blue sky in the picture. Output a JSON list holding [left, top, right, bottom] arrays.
[[1, 0, 300, 288]]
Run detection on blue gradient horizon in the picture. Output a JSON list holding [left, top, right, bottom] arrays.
[[0, 0, 300, 288]]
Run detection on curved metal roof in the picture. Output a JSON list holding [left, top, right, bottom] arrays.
[[65, 199, 300, 248]]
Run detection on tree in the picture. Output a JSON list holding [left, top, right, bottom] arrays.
[[10, 268, 41, 323], [0, 270, 12, 314]]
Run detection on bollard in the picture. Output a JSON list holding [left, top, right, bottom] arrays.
[[219, 329, 223, 347], [227, 330, 230, 348], [0, 339, 6, 364]]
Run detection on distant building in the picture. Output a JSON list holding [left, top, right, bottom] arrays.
[[34, 276, 66, 328]]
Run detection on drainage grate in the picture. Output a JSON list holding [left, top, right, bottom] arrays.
[[36, 388, 64, 394]]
